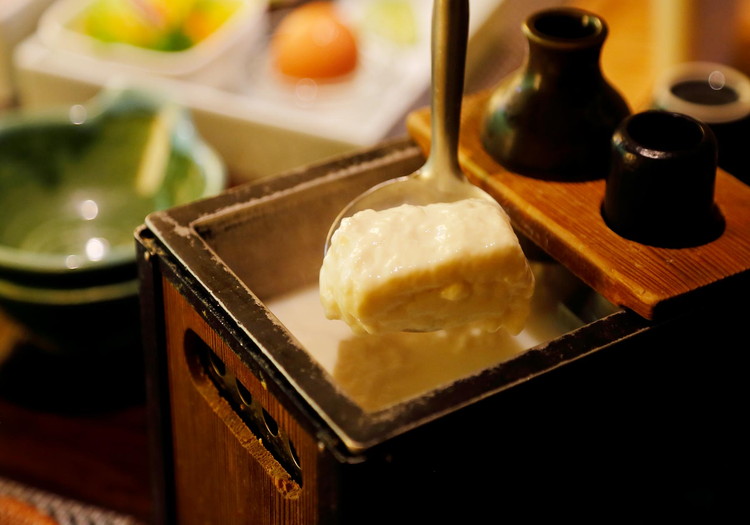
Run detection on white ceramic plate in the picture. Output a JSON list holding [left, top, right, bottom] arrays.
[[13, 0, 510, 180]]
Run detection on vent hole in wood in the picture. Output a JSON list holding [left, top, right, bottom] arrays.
[[183, 329, 303, 485]]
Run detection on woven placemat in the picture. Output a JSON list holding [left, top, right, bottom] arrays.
[[0, 476, 146, 525]]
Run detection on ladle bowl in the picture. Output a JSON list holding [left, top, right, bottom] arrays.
[[325, 0, 497, 253]]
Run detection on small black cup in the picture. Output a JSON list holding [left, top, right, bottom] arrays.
[[602, 110, 724, 247], [653, 62, 750, 185]]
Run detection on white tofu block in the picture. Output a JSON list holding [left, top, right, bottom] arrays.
[[319, 198, 535, 335]]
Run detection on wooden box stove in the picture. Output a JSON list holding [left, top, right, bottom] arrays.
[[137, 134, 748, 524]]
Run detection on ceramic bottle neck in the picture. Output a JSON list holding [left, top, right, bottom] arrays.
[[524, 40, 604, 79], [520, 7, 608, 80]]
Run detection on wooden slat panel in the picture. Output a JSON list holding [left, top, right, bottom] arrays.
[[407, 90, 750, 319], [406, 0, 750, 320], [162, 279, 324, 525]]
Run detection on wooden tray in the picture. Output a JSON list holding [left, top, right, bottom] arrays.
[[406, 90, 750, 320]]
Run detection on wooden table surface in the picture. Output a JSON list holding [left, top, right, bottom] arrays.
[[2, 1, 749, 523], [0, 312, 152, 522]]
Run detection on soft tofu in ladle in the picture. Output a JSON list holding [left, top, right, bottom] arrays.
[[319, 0, 534, 335]]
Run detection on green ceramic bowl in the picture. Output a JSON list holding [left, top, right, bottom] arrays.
[[0, 87, 225, 352]]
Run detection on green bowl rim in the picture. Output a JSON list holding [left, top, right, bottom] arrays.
[[0, 276, 139, 305], [0, 137, 225, 275]]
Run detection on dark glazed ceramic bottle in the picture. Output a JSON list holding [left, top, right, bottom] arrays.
[[481, 8, 630, 180], [602, 110, 724, 248]]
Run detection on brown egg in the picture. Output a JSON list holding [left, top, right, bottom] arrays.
[[271, 1, 358, 81]]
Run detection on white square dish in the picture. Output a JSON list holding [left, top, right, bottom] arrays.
[[35, 0, 269, 89], [13, 0, 529, 181]]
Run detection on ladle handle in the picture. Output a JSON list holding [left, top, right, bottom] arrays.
[[428, 0, 469, 179]]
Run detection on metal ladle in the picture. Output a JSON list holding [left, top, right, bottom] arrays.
[[324, 0, 497, 253]]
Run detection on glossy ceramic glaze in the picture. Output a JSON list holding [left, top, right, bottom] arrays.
[[481, 7, 630, 180], [0, 88, 224, 278], [0, 87, 225, 351], [602, 110, 723, 247]]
